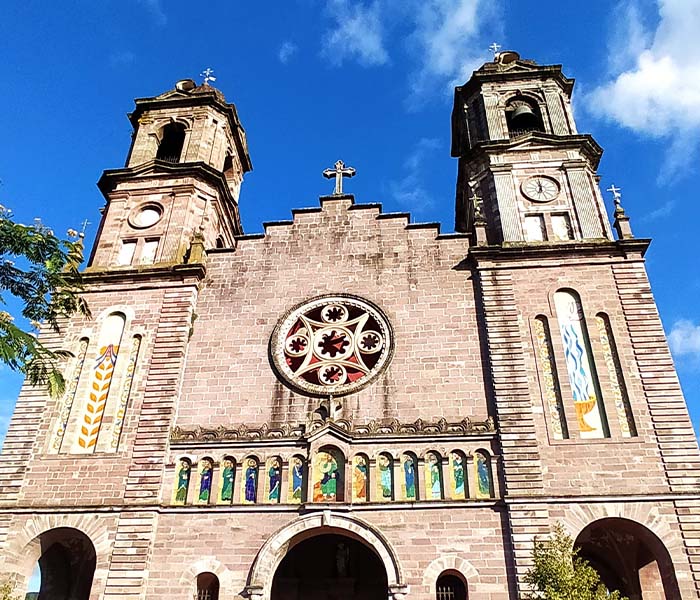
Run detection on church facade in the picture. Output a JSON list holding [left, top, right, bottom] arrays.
[[0, 52, 699, 600]]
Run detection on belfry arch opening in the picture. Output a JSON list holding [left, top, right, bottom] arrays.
[[505, 96, 544, 137], [271, 532, 388, 600], [156, 122, 186, 163], [30, 527, 96, 600], [575, 518, 681, 600]]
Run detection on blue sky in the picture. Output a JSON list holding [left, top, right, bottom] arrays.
[[2, 0, 700, 441]]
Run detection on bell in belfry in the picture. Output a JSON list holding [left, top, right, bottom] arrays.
[[511, 103, 540, 130]]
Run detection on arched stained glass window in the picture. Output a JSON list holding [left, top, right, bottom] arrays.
[[553, 290, 609, 439]]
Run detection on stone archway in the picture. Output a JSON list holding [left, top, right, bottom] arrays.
[[29, 527, 96, 600], [575, 517, 681, 600], [246, 512, 407, 600]]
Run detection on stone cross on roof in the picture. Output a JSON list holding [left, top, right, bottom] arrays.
[[200, 68, 216, 86], [323, 160, 356, 195], [489, 42, 502, 58]]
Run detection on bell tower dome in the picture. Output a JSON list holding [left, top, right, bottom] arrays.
[[88, 78, 252, 269], [451, 51, 612, 245]]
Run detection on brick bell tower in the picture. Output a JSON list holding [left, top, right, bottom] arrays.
[[452, 50, 612, 244], [453, 51, 700, 598], [89, 78, 252, 269]]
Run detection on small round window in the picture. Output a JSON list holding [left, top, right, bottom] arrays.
[[130, 204, 163, 229]]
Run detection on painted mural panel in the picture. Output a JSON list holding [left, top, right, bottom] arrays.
[[266, 457, 282, 503], [219, 457, 235, 503], [401, 453, 417, 500], [449, 451, 467, 499], [596, 314, 637, 437], [173, 458, 192, 505], [50, 338, 89, 453], [425, 452, 443, 499], [110, 334, 142, 451], [242, 457, 259, 504], [553, 290, 608, 438], [533, 316, 568, 439], [313, 448, 343, 502], [75, 313, 126, 452], [288, 456, 305, 503], [474, 451, 492, 499], [352, 454, 368, 502], [198, 458, 213, 504], [376, 453, 393, 501]]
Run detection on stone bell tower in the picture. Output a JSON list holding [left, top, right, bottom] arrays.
[[88, 78, 252, 269], [451, 50, 611, 245]]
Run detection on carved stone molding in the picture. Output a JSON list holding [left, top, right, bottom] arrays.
[[170, 416, 495, 444]]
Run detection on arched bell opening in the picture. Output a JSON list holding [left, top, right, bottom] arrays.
[[29, 527, 96, 600], [156, 122, 186, 163], [505, 97, 544, 138], [271, 532, 388, 600], [575, 518, 681, 600]]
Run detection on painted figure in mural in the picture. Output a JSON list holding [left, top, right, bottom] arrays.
[[198, 458, 213, 503], [221, 458, 235, 502], [428, 453, 441, 499], [314, 451, 339, 502], [245, 459, 258, 503], [268, 458, 282, 502], [452, 453, 465, 498], [475, 452, 491, 497], [175, 460, 191, 503], [403, 454, 416, 499], [353, 455, 368, 501], [378, 454, 392, 499], [291, 457, 304, 501]]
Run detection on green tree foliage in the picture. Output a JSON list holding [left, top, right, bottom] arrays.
[[0, 205, 90, 397], [0, 580, 20, 600], [524, 523, 627, 600]]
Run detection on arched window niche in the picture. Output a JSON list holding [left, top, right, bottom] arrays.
[[436, 571, 468, 600], [533, 315, 569, 440], [156, 122, 186, 163], [313, 446, 344, 502], [196, 572, 220, 600], [553, 289, 609, 439]]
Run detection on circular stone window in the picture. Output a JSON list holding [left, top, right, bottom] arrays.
[[271, 295, 394, 396], [129, 204, 163, 229]]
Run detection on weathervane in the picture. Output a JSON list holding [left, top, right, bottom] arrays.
[[489, 42, 502, 59], [323, 160, 356, 195], [200, 68, 216, 86]]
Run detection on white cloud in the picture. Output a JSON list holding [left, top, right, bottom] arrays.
[[406, 0, 498, 102], [321, 0, 389, 67], [588, 0, 700, 180], [278, 41, 298, 64], [668, 319, 700, 357], [138, 0, 167, 26], [389, 138, 441, 213]]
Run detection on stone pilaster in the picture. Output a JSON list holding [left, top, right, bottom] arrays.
[[492, 167, 523, 242], [124, 284, 199, 501], [613, 261, 700, 493], [563, 162, 606, 239]]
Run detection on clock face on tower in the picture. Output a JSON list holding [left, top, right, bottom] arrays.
[[521, 176, 560, 202]]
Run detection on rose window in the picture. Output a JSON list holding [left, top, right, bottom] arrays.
[[271, 295, 394, 396]]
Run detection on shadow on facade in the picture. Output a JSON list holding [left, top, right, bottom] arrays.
[[575, 517, 680, 600], [33, 527, 96, 600], [271, 533, 387, 600]]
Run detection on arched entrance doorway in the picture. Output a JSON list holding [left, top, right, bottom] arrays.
[[32, 527, 96, 600], [575, 518, 680, 600], [271, 533, 388, 600]]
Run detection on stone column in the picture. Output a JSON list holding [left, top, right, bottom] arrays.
[[492, 166, 523, 242], [563, 161, 607, 239]]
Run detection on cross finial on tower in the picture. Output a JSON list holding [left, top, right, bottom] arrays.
[[470, 188, 485, 222], [200, 68, 216, 86], [323, 160, 356, 195], [80, 219, 91, 238], [489, 42, 502, 58], [607, 184, 625, 215]]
